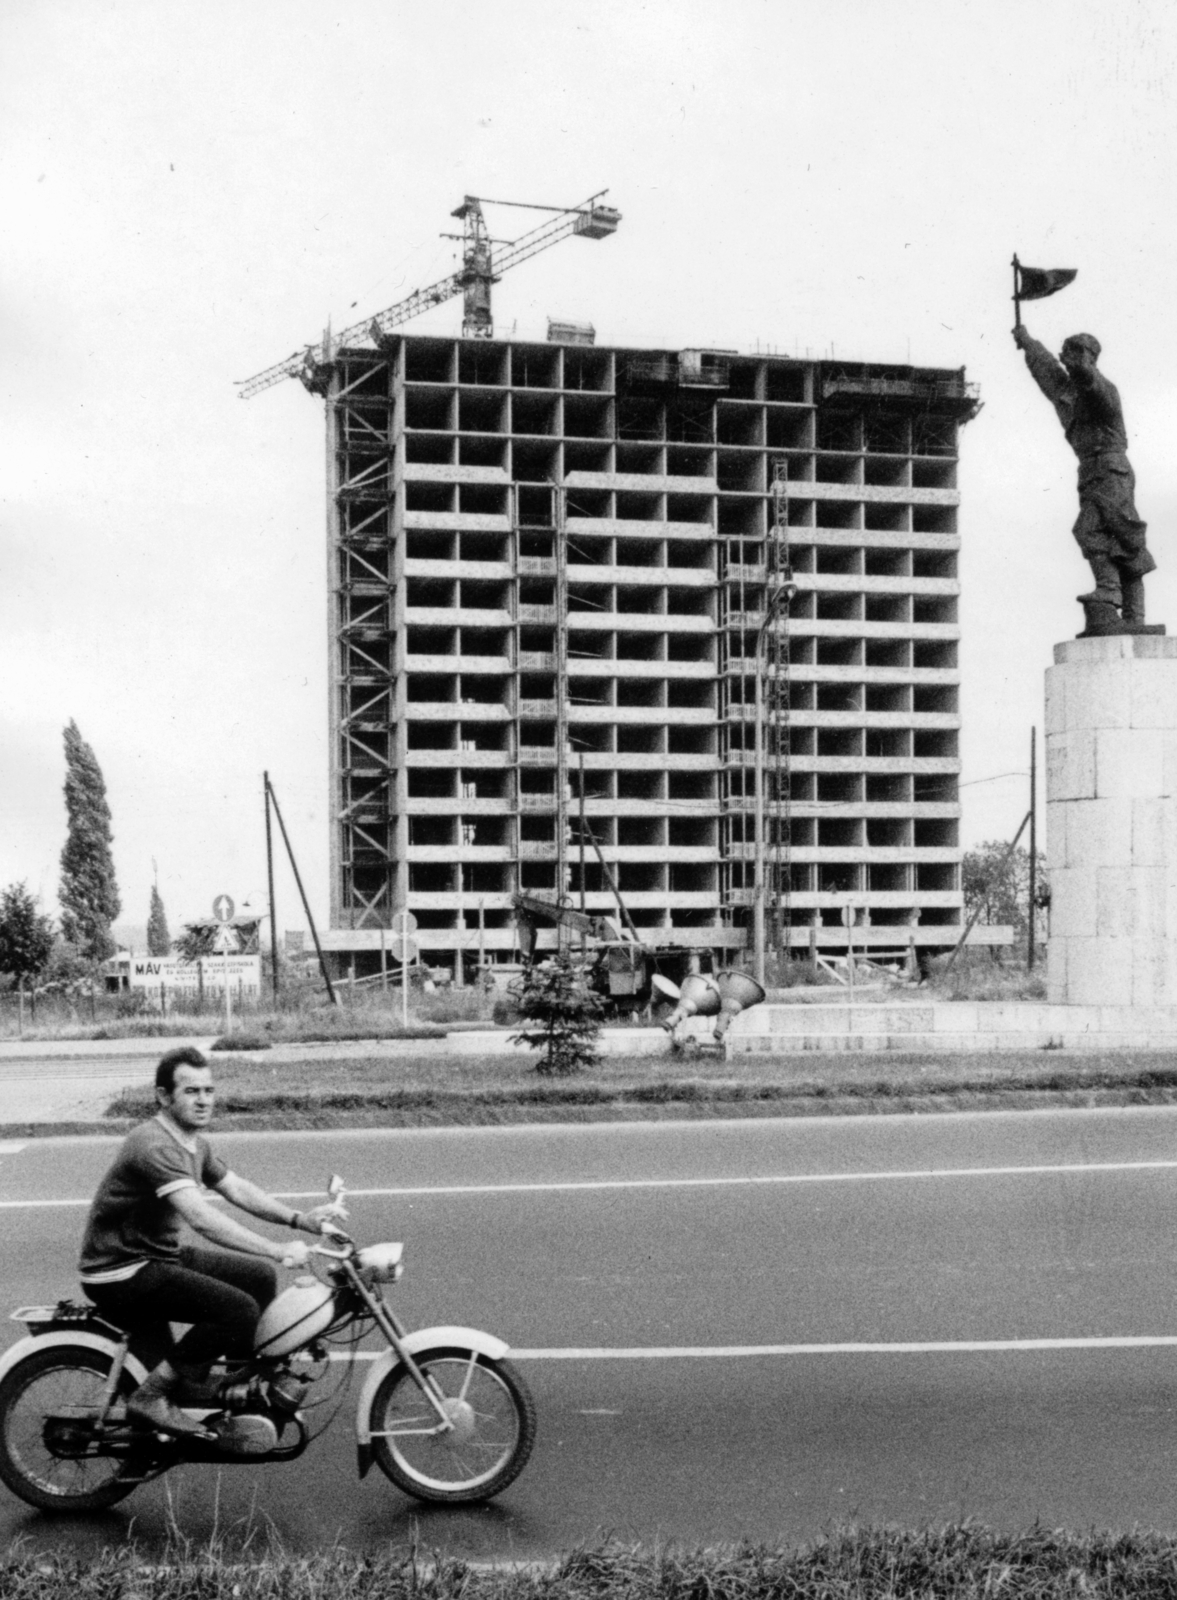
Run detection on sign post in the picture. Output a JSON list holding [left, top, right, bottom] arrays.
[[214, 895, 235, 1034], [391, 911, 417, 1027], [842, 899, 857, 1005]]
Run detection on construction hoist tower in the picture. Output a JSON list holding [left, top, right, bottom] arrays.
[[764, 459, 796, 966]]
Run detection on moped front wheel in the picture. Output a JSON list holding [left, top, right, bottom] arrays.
[[0, 1346, 144, 1513], [370, 1345, 536, 1504]]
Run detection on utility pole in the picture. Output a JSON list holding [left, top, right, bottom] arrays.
[[267, 778, 338, 1006], [1028, 727, 1037, 970], [263, 772, 280, 1003], [578, 750, 587, 966]]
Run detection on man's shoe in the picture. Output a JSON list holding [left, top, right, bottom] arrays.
[[126, 1361, 216, 1440], [127, 1390, 216, 1439]]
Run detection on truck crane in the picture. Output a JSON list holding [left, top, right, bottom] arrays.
[[237, 191, 620, 399]]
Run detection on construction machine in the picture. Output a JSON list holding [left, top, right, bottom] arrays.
[[510, 891, 765, 1048], [510, 891, 681, 1013]]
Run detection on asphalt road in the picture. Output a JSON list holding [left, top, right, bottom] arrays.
[[3, 1110, 1177, 1558]]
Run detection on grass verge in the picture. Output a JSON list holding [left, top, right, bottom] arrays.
[[94, 1047, 1177, 1133], [6, 1527, 1177, 1599]]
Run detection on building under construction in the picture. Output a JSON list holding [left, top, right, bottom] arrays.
[[313, 331, 980, 978]]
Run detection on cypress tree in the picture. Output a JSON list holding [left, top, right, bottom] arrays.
[[59, 720, 121, 962], [147, 882, 171, 956]]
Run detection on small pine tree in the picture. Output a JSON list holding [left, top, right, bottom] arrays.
[[59, 720, 121, 962], [0, 883, 56, 996], [147, 882, 171, 956], [510, 952, 605, 1076]]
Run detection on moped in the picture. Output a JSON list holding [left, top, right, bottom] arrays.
[[0, 1178, 535, 1512]]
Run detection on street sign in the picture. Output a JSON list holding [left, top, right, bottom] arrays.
[[213, 894, 235, 924], [841, 901, 857, 927], [391, 910, 418, 936], [389, 934, 418, 964]]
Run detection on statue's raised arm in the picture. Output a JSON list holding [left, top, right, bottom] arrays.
[[1013, 321, 1157, 635]]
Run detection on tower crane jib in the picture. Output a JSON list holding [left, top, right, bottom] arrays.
[[237, 191, 620, 397]]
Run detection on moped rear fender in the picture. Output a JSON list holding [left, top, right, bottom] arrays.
[[355, 1325, 510, 1478], [0, 1329, 150, 1389]]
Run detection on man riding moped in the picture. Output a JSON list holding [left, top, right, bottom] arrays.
[[78, 1046, 339, 1439]]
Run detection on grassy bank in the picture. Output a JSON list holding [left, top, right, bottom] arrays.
[[94, 1047, 1177, 1133], [6, 1528, 1177, 1600]]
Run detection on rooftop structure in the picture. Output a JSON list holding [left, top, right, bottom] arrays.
[[316, 333, 980, 976]]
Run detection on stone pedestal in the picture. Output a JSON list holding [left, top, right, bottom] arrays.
[[1046, 635, 1177, 1005]]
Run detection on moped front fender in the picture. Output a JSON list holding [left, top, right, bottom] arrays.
[[355, 1325, 510, 1478], [0, 1329, 149, 1389]]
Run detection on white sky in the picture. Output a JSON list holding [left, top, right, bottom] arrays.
[[3, 0, 1176, 941]]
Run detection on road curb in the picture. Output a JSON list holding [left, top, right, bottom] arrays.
[[3, 1082, 1177, 1141]]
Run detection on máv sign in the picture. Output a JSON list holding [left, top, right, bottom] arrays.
[[130, 957, 261, 995]]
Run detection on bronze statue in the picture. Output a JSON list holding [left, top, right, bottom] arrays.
[[1012, 321, 1156, 633]]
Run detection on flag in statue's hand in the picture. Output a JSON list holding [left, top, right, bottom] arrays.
[[1014, 260, 1077, 301]]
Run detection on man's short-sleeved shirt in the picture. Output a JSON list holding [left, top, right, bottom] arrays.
[[78, 1115, 229, 1284]]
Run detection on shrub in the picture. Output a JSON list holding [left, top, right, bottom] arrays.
[[210, 1032, 272, 1052]]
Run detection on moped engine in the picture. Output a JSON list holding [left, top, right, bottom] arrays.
[[219, 1367, 311, 1416]]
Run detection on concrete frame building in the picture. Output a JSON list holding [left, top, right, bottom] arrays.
[[316, 333, 980, 977]]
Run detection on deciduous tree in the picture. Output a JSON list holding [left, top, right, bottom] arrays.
[[0, 883, 56, 997], [962, 840, 1048, 947], [59, 720, 121, 962]]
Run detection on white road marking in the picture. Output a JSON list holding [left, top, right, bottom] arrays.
[[275, 1158, 1177, 1201], [0, 1142, 26, 1155], [329, 1335, 1177, 1363], [8, 1157, 1177, 1209]]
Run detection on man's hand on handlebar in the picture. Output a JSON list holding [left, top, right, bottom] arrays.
[[298, 1201, 349, 1234], [280, 1240, 312, 1270]]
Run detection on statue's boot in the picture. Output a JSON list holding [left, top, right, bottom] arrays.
[[1121, 574, 1145, 624], [1077, 593, 1125, 636]]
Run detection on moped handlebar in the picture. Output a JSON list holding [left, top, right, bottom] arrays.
[[311, 1240, 354, 1261]]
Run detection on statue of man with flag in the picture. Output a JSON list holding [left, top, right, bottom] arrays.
[[1011, 257, 1156, 633]]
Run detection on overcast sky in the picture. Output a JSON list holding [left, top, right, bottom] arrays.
[[3, 0, 1176, 943]]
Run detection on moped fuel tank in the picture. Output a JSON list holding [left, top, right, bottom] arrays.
[[254, 1278, 335, 1358]]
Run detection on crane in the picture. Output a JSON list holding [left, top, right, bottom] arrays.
[[237, 190, 621, 399]]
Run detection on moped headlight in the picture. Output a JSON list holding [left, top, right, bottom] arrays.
[[356, 1242, 404, 1284]]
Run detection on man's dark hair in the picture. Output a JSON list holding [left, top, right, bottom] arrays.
[[155, 1046, 209, 1094]]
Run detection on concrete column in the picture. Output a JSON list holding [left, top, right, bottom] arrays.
[[1046, 635, 1177, 1006]]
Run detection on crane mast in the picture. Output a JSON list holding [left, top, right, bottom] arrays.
[[237, 190, 619, 398]]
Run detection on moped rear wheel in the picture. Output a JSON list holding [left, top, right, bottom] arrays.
[[0, 1346, 143, 1513], [370, 1346, 536, 1503]]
